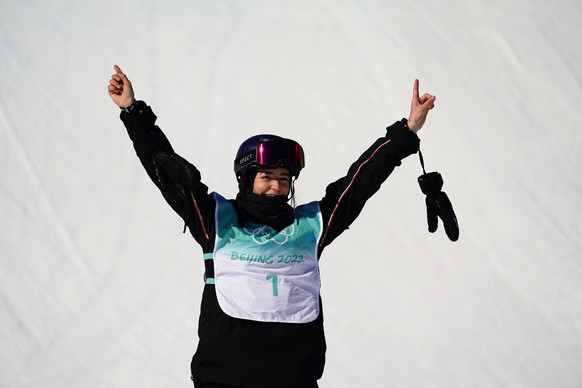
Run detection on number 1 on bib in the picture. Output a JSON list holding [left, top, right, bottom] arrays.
[[266, 274, 279, 296]]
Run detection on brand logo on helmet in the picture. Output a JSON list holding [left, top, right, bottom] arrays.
[[237, 150, 256, 167]]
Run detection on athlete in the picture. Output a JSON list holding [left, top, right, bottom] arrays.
[[108, 64, 435, 388]]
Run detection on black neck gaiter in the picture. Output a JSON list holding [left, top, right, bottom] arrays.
[[235, 188, 295, 231]]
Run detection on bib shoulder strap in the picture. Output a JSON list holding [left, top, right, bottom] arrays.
[[203, 252, 214, 284]]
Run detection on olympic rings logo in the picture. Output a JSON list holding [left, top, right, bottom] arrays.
[[242, 225, 295, 245]]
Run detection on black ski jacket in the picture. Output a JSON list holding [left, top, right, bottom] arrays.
[[120, 101, 420, 387]]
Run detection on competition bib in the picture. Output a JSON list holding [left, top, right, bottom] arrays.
[[210, 193, 323, 323]]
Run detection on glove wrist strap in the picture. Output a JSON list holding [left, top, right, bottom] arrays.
[[418, 148, 427, 175]]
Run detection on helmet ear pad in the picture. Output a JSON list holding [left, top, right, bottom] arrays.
[[238, 169, 258, 193], [241, 168, 259, 191]]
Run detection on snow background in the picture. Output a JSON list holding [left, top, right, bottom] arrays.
[[1, 1, 581, 387]]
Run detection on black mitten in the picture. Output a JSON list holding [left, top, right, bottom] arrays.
[[418, 169, 459, 242]]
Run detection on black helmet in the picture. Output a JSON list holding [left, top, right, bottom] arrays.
[[234, 134, 305, 182]]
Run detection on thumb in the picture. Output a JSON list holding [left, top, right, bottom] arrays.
[[114, 64, 130, 82], [425, 197, 439, 233]]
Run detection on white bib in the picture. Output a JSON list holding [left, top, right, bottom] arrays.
[[210, 193, 323, 323]]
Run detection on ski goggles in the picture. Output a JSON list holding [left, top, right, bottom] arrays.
[[235, 138, 305, 175]]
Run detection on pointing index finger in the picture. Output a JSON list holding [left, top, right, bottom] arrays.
[[413, 79, 420, 101]]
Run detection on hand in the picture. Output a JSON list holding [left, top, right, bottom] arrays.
[[407, 79, 435, 133], [108, 64, 135, 109]]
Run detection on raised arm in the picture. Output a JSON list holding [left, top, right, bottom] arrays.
[[108, 65, 214, 247], [317, 79, 434, 251]]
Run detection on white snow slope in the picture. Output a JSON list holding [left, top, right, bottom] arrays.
[[1, 1, 581, 387]]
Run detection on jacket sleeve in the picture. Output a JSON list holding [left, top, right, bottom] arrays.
[[317, 119, 420, 253], [120, 101, 214, 248]]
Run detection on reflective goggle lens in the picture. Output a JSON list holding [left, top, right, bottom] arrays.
[[235, 138, 305, 174], [256, 139, 305, 171]]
